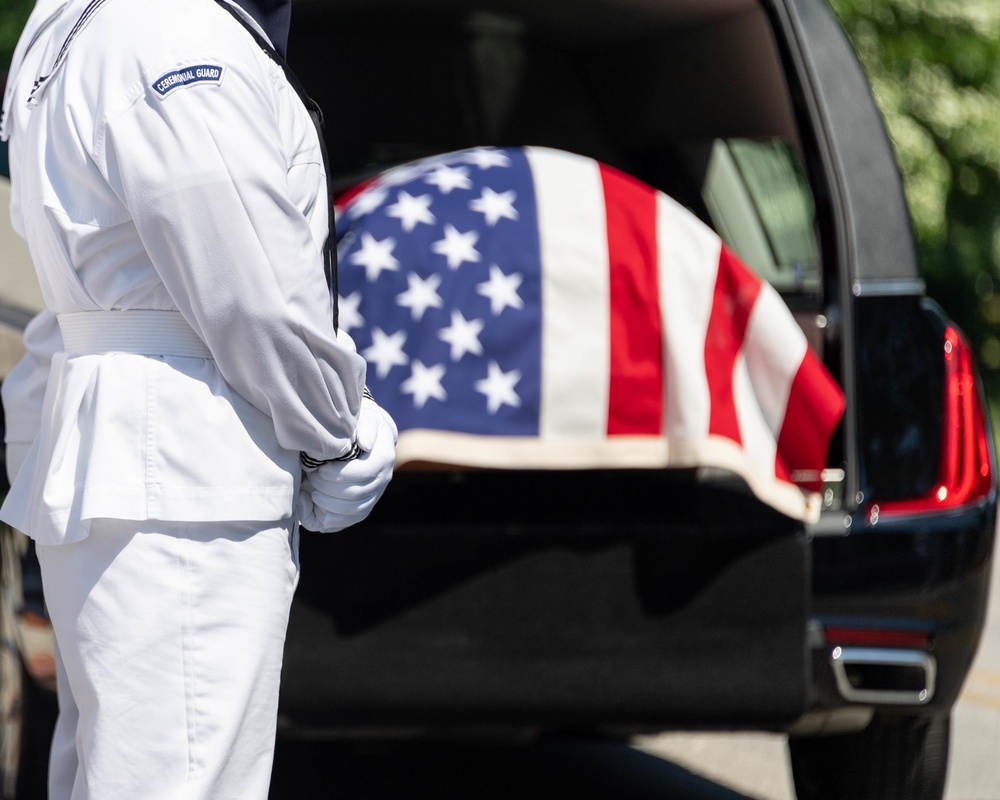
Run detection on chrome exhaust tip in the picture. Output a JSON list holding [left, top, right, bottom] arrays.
[[830, 646, 936, 705]]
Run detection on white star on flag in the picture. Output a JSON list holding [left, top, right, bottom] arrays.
[[401, 360, 448, 408], [476, 265, 524, 315], [424, 164, 473, 194], [337, 291, 364, 333], [395, 272, 444, 321], [378, 160, 428, 189], [362, 327, 410, 379], [464, 148, 512, 170], [432, 224, 482, 270], [386, 191, 436, 232], [349, 232, 400, 281], [347, 187, 389, 219], [469, 187, 519, 226], [439, 309, 485, 361], [475, 360, 521, 414]]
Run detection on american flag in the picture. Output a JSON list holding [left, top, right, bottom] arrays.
[[335, 146, 845, 521]]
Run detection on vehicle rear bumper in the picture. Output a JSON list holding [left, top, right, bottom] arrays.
[[798, 504, 996, 726], [278, 471, 813, 738]]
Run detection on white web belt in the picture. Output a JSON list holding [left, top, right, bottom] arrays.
[[57, 311, 213, 358]]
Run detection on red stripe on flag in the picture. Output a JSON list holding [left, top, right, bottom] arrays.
[[705, 246, 763, 444], [334, 176, 378, 212], [776, 350, 845, 490], [600, 164, 664, 435]]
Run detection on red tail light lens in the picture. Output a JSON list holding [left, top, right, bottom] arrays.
[[823, 625, 931, 649], [869, 325, 993, 523]]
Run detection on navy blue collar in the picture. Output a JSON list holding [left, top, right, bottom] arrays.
[[232, 0, 291, 58]]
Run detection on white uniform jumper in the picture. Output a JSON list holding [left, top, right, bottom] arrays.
[[1, 0, 368, 796]]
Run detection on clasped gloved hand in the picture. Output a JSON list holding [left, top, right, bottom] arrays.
[[297, 396, 398, 533]]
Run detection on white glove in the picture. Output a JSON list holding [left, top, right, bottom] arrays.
[[297, 397, 398, 533]]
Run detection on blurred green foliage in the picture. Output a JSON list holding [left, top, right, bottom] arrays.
[[829, 0, 1000, 381], [0, 0, 33, 74]]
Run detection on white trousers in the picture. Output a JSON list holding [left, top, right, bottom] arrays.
[[36, 517, 300, 800]]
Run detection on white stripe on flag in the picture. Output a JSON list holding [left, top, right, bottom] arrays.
[[735, 283, 808, 481], [527, 147, 610, 439], [734, 352, 777, 482], [656, 192, 721, 441], [743, 283, 808, 435]]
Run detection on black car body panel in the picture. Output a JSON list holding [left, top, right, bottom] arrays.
[[281, 471, 812, 734], [775, 0, 921, 287]]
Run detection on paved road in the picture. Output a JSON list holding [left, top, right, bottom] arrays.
[[636, 521, 1000, 800]]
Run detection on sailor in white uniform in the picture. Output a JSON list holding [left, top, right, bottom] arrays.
[[0, 0, 396, 796]]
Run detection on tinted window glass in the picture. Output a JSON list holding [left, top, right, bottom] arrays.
[[702, 138, 819, 294]]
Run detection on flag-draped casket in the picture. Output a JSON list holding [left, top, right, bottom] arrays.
[[335, 147, 845, 522]]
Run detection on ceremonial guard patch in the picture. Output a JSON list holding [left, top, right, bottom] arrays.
[[152, 64, 225, 97]]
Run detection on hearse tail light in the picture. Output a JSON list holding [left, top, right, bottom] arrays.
[[823, 625, 931, 650], [868, 325, 993, 524]]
